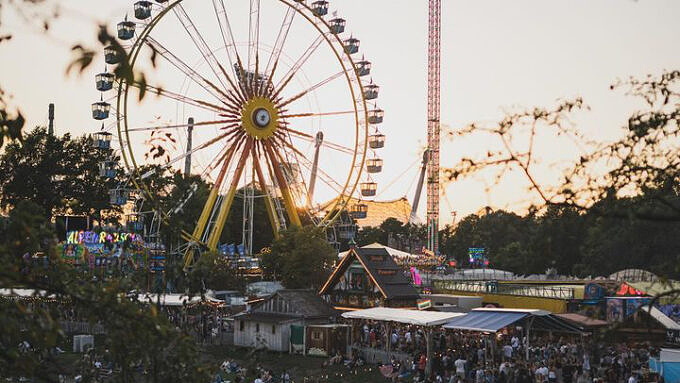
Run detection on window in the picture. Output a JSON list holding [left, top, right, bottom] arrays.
[[311, 331, 323, 341], [239, 321, 244, 331], [272, 325, 276, 334], [256, 323, 260, 332]]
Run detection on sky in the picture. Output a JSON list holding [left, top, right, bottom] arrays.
[[1, 0, 679, 224]]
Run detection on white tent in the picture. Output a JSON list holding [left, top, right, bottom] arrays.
[[136, 293, 222, 307], [342, 307, 464, 326], [338, 243, 418, 260]]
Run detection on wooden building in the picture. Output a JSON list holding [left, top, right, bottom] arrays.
[[232, 289, 337, 352], [319, 246, 420, 310]]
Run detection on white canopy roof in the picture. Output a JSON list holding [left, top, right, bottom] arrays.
[[136, 294, 222, 307], [342, 307, 464, 326], [338, 242, 418, 259], [0, 288, 51, 298], [643, 306, 680, 330], [472, 307, 551, 316]]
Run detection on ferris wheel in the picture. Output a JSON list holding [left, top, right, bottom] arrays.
[[91, 0, 386, 265]]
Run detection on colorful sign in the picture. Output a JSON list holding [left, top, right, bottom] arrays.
[[417, 299, 432, 310], [66, 230, 141, 245], [59, 230, 149, 271], [468, 247, 488, 267]]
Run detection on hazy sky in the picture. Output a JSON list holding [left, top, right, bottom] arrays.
[[2, 0, 679, 223]]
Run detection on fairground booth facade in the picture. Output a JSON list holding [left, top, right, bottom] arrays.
[[319, 246, 420, 310]]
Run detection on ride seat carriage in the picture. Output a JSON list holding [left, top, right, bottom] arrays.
[[329, 18, 345, 34], [134, 1, 152, 20], [368, 133, 385, 149], [311, 1, 329, 17], [350, 203, 368, 219], [356, 60, 371, 77], [109, 189, 129, 206], [343, 37, 360, 55], [117, 18, 135, 40], [92, 132, 112, 150], [96, 72, 115, 92], [360, 181, 377, 197], [363, 83, 379, 100], [368, 109, 384, 124], [127, 214, 144, 232], [104, 45, 121, 65], [366, 158, 383, 174], [98, 160, 117, 178], [92, 100, 111, 120]]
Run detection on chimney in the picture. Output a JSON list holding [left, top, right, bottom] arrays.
[[48, 103, 55, 135]]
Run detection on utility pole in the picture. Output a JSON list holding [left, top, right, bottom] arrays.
[[48, 103, 55, 135], [184, 117, 194, 176]]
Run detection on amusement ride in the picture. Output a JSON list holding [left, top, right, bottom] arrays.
[[90, 0, 388, 265]]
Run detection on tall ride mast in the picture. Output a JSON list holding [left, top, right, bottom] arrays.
[[426, 0, 441, 254]]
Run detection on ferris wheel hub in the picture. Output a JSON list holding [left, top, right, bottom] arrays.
[[253, 108, 271, 128], [241, 97, 280, 139]]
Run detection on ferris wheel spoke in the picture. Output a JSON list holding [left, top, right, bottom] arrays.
[[127, 119, 235, 132], [262, 7, 296, 95], [294, 153, 345, 196], [247, 0, 261, 73], [140, 129, 235, 180], [279, 110, 355, 119], [272, 34, 324, 100], [212, 0, 245, 83], [130, 82, 236, 115], [277, 70, 345, 108], [277, 127, 355, 155], [144, 36, 237, 108], [172, 4, 238, 96]]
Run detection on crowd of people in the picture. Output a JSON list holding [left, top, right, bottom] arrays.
[[348, 320, 661, 383]]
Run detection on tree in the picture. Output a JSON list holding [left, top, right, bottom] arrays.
[[1, 200, 55, 256], [262, 225, 336, 289], [0, 211, 211, 382], [188, 251, 246, 293], [0, 127, 121, 220]]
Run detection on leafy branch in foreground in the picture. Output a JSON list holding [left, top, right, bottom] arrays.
[[445, 70, 680, 221]]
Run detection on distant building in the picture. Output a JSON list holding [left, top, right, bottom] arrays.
[[321, 197, 412, 229], [232, 290, 337, 352], [319, 246, 420, 310]]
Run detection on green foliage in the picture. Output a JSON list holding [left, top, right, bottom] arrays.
[[441, 193, 680, 278], [356, 218, 426, 251], [2, 200, 54, 256], [0, 208, 211, 382], [187, 251, 246, 293], [0, 127, 121, 220], [262, 225, 336, 289]]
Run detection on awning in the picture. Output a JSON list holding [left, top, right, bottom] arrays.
[[342, 307, 464, 326], [643, 306, 680, 330], [443, 311, 527, 332]]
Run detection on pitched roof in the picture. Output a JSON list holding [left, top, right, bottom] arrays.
[[274, 289, 338, 318], [233, 289, 337, 323], [319, 247, 420, 301]]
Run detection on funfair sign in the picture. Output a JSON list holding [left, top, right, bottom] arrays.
[[66, 230, 141, 245]]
